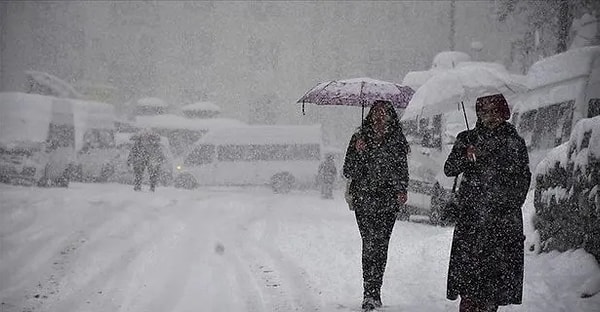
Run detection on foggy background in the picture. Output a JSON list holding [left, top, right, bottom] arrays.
[[0, 1, 594, 149]]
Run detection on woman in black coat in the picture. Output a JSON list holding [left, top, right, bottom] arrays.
[[444, 94, 531, 312], [343, 100, 409, 311]]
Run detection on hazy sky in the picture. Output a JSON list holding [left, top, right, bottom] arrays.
[[0, 1, 526, 148]]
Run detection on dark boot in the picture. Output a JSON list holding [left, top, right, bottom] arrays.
[[361, 297, 377, 311]]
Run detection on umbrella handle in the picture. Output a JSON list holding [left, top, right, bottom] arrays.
[[461, 101, 470, 131], [361, 103, 365, 128]]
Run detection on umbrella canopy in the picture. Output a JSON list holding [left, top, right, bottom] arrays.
[[297, 77, 414, 109], [401, 63, 528, 122]]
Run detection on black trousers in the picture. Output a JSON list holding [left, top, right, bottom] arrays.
[[133, 164, 160, 190], [354, 194, 398, 300]]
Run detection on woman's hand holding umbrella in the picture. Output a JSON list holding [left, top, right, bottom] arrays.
[[397, 191, 408, 205]]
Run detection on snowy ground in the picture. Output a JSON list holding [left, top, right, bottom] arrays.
[[1, 183, 599, 312]]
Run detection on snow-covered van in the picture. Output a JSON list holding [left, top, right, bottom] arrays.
[[511, 46, 600, 171], [174, 125, 323, 193], [0, 92, 75, 187]]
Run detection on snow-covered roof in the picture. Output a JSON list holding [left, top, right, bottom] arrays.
[[137, 97, 168, 107], [196, 125, 322, 145], [0, 92, 53, 145], [135, 114, 245, 131], [527, 46, 600, 89], [431, 51, 472, 70], [181, 101, 221, 112]]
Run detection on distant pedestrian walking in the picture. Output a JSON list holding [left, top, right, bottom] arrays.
[[128, 131, 165, 192], [444, 94, 531, 312], [317, 154, 337, 199], [343, 100, 409, 311]]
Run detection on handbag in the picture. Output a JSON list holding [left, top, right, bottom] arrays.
[[440, 176, 461, 224]]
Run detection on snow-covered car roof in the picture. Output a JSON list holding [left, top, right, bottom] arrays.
[[137, 97, 168, 107], [194, 125, 322, 146], [134, 114, 245, 131], [181, 101, 221, 112], [527, 46, 600, 89]]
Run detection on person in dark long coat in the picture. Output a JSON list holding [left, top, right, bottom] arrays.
[[343, 100, 409, 311], [444, 93, 531, 312]]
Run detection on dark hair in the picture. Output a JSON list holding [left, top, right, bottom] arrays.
[[476, 93, 510, 120], [361, 100, 406, 149]]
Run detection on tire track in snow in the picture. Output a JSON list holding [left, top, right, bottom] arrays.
[[231, 193, 322, 311]]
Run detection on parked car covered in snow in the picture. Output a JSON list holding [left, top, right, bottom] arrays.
[[0, 92, 75, 187], [109, 132, 174, 186]]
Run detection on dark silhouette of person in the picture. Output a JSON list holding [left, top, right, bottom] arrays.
[[128, 132, 165, 192], [343, 100, 409, 311], [318, 154, 337, 199], [444, 93, 531, 312]]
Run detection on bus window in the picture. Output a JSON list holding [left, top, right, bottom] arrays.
[[184, 144, 215, 165], [82, 129, 115, 151], [217, 144, 321, 162], [557, 100, 575, 145], [589, 99, 600, 118], [519, 110, 537, 148], [531, 101, 574, 150], [46, 123, 75, 151]]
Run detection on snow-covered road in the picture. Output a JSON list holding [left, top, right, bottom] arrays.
[[1, 183, 599, 312]]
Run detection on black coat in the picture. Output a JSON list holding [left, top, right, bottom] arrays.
[[343, 129, 409, 211], [444, 121, 531, 305]]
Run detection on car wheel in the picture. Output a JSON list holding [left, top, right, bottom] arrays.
[[271, 172, 295, 194], [174, 173, 197, 189]]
